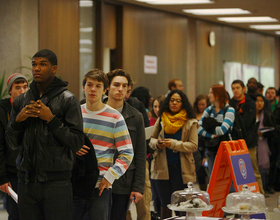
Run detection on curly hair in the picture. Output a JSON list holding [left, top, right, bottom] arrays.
[[151, 95, 165, 118], [193, 94, 210, 114], [159, 90, 196, 119]]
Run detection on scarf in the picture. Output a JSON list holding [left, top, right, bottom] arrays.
[[161, 109, 187, 134]]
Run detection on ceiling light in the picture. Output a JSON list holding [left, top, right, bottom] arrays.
[[80, 39, 93, 45], [217, 16, 278, 23], [276, 31, 280, 35], [136, 0, 213, 5], [79, 1, 93, 7], [183, 8, 251, 15], [80, 27, 93, 33], [250, 25, 280, 30]]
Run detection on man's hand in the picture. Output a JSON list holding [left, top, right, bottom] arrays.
[[35, 100, 54, 122], [130, 191, 143, 203], [15, 101, 41, 122], [0, 182, 11, 195], [76, 145, 90, 156], [99, 178, 111, 196]]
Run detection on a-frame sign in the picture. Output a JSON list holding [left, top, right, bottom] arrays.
[[202, 140, 264, 219]]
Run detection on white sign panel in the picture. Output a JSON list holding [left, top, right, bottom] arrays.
[[144, 55, 157, 74]]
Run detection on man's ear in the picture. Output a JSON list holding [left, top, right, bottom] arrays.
[[52, 65, 57, 74], [242, 86, 246, 93], [82, 85, 85, 93]]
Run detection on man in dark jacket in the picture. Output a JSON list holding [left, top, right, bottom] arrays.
[[106, 69, 147, 220], [230, 79, 264, 195], [5, 49, 84, 220], [0, 73, 28, 220]]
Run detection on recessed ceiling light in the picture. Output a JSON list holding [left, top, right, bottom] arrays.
[[217, 17, 278, 23], [276, 31, 280, 35], [183, 8, 251, 15], [136, 0, 213, 5], [250, 25, 280, 30]]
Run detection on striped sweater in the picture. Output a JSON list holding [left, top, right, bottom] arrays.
[[81, 104, 134, 188], [197, 104, 235, 138]]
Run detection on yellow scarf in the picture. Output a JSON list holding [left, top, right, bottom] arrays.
[[161, 110, 187, 134]]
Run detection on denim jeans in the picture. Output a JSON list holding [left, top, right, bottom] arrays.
[[72, 188, 112, 220], [18, 179, 72, 220]]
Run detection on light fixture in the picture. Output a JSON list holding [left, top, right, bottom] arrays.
[[80, 27, 93, 33], [276, 31, 280, 35], [183, 8, 251, 15], [79, 0, 93, 7], [80, 39, 93, 45], [250, 25, 280, 30], [217, 16, 278, 23], [136, 0, 213, 5]]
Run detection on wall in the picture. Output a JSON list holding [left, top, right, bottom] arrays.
[[196, 20, 278, 95], [122, 4, 189, 99], [39, 0, 80, 97], [0, 0, 38, 90], [120, 4, 279, 103]]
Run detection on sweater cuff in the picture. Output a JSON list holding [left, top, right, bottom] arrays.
[[11, 121, 25, 131], [0, 176, 10, 186], [104, 170, 117, 185], [47, 116, 62, 132]]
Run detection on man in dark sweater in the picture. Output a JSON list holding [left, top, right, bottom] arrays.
[[0, 73, 28, 220], [230, 79, 264, 194]]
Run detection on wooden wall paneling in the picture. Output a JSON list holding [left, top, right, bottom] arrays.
[[39, 0, 80, 97], [103, 3, 116, 49], [95, 1, 104, 69], [122, 4, 188, 97]]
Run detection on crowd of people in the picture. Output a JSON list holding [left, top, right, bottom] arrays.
[[0, 49, 280, 220]]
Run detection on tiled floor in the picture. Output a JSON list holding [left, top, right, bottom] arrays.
[[0, 192, 279, 219]]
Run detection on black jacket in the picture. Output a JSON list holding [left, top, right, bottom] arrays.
[[0, 98, 18, 185], [112, 101, 146, 195], [72, 135, 99, 199], [229, 94, 257, 148], [6, 77, 84, 183]]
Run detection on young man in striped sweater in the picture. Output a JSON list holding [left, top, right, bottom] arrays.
[[73, 69, 134, 220]]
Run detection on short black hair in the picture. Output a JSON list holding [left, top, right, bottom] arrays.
[[32, 49, 57, 66], [231, 79, 245, 88]]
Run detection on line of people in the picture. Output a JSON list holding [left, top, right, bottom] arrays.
[[1, 48, 280, 220]]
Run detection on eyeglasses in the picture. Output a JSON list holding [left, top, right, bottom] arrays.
[[169, 99, 182, 103]]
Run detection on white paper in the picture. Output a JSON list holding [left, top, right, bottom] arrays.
[[8, 186, 18, 203], [145, 126, 154, 140]]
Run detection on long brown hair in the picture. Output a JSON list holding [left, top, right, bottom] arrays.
[[211, 84, 228, 109], [193, 94, 210, 114]]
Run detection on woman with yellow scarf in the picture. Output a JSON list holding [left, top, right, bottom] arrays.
[[149, 90, 198, 219]]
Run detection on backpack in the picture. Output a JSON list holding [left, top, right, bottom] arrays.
[[224, 105, 247, 140]]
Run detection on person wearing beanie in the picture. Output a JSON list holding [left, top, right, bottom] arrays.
[[5, 49, 84, 220], [0, 73, 28, 220]]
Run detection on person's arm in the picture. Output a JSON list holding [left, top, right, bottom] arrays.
[[103, 115, 134, 186], [214, 107, 235, 135], [43, 96, 84, 153], [149, 118, 163, 150], [164, 121, 198, 153], [0, 109, 10, 194], [197, 106, 215, 138], [131, 113, 146, 195]]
